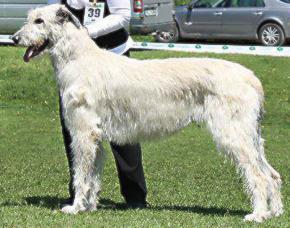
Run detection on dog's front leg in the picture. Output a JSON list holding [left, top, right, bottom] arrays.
[[61, 130, 105, 214], [60, 102, 105, 214]]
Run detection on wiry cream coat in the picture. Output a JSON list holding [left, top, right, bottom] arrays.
[[14, 4, 283, 222]]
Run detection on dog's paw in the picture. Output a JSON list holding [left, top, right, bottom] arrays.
[[244, 211, 272, 223], [270, 200, 283, 217], [271, 208, 283, 217], [61, 205, 79, 214]]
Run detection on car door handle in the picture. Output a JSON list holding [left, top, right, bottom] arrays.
[[184, 21, 193, 25], [213, 12, 223, 16], [253, 11, 263, 16]]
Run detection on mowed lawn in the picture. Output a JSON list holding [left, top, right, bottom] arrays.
[[0, 46, 289, 227]]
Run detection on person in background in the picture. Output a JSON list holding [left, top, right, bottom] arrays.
[[54, 0, 147, 208]]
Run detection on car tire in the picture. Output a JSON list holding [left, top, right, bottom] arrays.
[[258, 23, 285, 46], [154, 23, 179, 43]]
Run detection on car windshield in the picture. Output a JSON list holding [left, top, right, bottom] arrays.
[[279, 0, 290, 3]]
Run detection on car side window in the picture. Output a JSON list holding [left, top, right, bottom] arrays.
[[215, 0, 228, 7], [256, 0, 265, 6], [194, 0, 214, 8], [226, 0, 265, 7], [194, 0, 224, 8], [279, 0, 290, 3]]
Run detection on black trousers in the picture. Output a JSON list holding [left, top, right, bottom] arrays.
[[59, 52, 147, 204]]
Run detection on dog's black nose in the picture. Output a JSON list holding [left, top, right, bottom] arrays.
[[11, 35, 19, 44]]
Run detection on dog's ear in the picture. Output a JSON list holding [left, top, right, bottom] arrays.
[[56, 7, 82, 29]]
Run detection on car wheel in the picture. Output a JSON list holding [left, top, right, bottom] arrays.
[[154, 23, 179, 43], [258, 23, 285, 46]]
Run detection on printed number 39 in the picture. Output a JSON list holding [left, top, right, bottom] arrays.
[[88, 8, 101, 17]]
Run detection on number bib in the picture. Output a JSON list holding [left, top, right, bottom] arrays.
[[83, 3, 105, 26]]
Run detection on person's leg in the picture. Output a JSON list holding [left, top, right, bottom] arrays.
[[59, 95, 75, 202], [110, 50, 147, 207], [110, 143, 147, 206]]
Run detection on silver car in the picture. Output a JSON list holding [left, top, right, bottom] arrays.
[[157, 0, 290, 46]]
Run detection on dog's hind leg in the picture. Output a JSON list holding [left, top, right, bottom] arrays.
[[205, 98, 278, 222], [60, 106, 105, 214], [254, 126, 283, 217]]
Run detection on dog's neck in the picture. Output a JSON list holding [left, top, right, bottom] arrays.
[[48, 23, 126, 92], [49, 23, 101, 75]]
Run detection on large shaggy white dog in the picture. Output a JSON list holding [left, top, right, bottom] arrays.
[[13, 4, 283, 222]]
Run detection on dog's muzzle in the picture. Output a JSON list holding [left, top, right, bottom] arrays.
[[23, 39, 49, 63]]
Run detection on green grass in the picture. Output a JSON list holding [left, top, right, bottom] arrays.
[[0, 46, 289, 227]]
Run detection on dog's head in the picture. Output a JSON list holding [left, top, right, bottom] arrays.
[[12, 4, 81, 62]]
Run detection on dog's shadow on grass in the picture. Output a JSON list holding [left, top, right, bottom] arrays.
[[20, 196, 247, 217], [99, 198, 248, 217], [23, 196, 68, 210]]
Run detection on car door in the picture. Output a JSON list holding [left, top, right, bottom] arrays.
[[3, 0, 47, 34], [182, 0, 223, 38], [221, 0, 266, 38]]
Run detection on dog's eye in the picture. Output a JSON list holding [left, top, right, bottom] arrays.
[[34, 18, 44, 24]]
